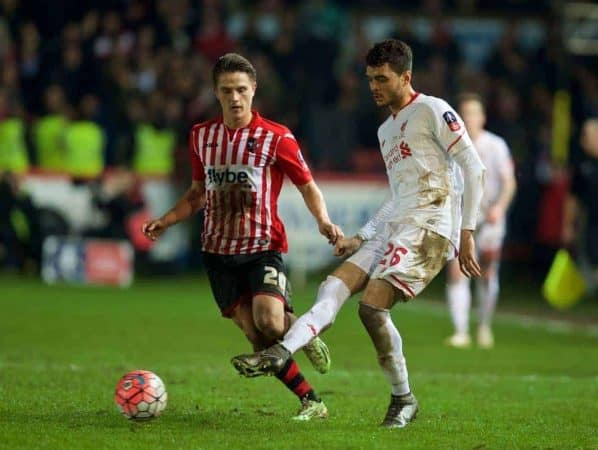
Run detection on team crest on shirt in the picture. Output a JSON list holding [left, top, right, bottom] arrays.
[[385, 136, 413, 169], [442, 111, 461, 132], [399, 120, 408, 138], [247, 137, 257, 153]]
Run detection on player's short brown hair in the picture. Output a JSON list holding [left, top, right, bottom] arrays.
[[457, 92, 485, 111], [212, 53, 257, 85], [366, 39, 413, 74]]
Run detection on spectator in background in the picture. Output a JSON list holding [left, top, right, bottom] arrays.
[[563, 118, 598, 288], [307, 71, 360, 170], [0, 171, 43, 270], [0, 87, 29, 174], [53, 44, 92, 105], [18, 21, 43, 113], [131, 91, 180, 178], [33, 84, 69, 171], [485, 22, 529, 92], [63, 94, 105, 179], [194, 9, 235, 62], [0, 1, 596, 279]]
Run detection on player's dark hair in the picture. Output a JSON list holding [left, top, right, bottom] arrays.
[[366, 39, 413, 74], [457, 92, 485, 112], [212, 53, 257, 85]]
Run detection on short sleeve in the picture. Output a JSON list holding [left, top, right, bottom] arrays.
[[189, 126, 205, 181], [275, 134, 313, 185], [428, 101, 474, 154]]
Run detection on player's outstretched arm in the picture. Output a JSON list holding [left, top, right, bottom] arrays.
[[296, 180, 343, 245], [333, 189, 393, 257], [355, 189, 393, 242], [142, 180, 206, 241]]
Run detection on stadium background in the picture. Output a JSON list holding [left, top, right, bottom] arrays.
[[1, 1, 597, 449]]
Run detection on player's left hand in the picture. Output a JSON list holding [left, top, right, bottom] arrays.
[[319, 221, 344, 245], [486, 205, 504, 224], [334, 235, 363, 258], [459, 230, 482, 278]]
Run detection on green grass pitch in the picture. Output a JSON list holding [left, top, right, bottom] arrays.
[[1, 273, 597, 449]]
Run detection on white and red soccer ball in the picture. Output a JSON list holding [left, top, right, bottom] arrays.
[[114, 370, 167, 419]]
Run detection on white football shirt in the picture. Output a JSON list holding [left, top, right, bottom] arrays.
[[378, 92, 475, 248], [473, 130, 514, 221]]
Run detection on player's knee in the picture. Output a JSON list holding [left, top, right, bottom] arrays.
[[253, 313, 284, 340], [482, 265, 498, 281], [358, 302, 389, 330], [447, 276, 469, 291]]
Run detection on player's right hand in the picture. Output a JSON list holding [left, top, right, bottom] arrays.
[[334, 235, 363, 258], [458, 230, 482, 278], [319, 221, 344, 245], [142, 218, 168, 241]]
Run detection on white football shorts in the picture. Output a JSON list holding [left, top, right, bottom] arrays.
[[347, 222, 452, 300], [476, 219, 506, 253]]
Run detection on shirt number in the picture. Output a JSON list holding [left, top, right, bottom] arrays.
[[263, 266, 287, 292], [380, 243, 408, 267]]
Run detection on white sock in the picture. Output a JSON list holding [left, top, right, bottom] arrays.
[[282, 276, 351, 354], [359, 304, 410, 396], [447, 278, 471, 335], [477, 275, 499, 327]]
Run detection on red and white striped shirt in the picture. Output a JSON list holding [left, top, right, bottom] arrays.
[[190, 111, 312, 255]]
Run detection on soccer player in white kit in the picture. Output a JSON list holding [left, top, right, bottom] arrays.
[[445, 93, 516, 349], [231, 39, 486, 428]]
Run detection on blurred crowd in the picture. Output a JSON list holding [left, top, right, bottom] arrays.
[[0, 0, 597, 277]]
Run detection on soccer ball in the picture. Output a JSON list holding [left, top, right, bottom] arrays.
[[114, 370, 168, 419]]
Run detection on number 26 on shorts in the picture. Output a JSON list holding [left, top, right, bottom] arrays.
[[380, 243, 408, 267]]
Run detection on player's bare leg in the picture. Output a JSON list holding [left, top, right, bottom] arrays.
[[231, 262, 368, 377], [359, 279, 418, 428], [230, 301, 272, 351], [445, 259, 472, 348], [248, 294, 327, 420]]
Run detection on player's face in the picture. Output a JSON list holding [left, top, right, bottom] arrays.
[[366, 64, 410, 109], [215, 72, 256, 123], [459, 100, 486, 135]]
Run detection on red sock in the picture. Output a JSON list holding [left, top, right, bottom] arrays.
[[275, 358, 319, 401]]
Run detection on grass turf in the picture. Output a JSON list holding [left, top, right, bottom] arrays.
[[0, 273, 597, 449]]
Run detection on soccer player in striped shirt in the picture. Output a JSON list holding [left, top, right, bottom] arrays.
[[142, 53, 343, 421]]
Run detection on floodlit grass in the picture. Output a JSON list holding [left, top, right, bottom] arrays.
[[1, 274, 597, 449]]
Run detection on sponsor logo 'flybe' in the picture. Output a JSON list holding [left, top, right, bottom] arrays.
[[207, 168, 250, 186]]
